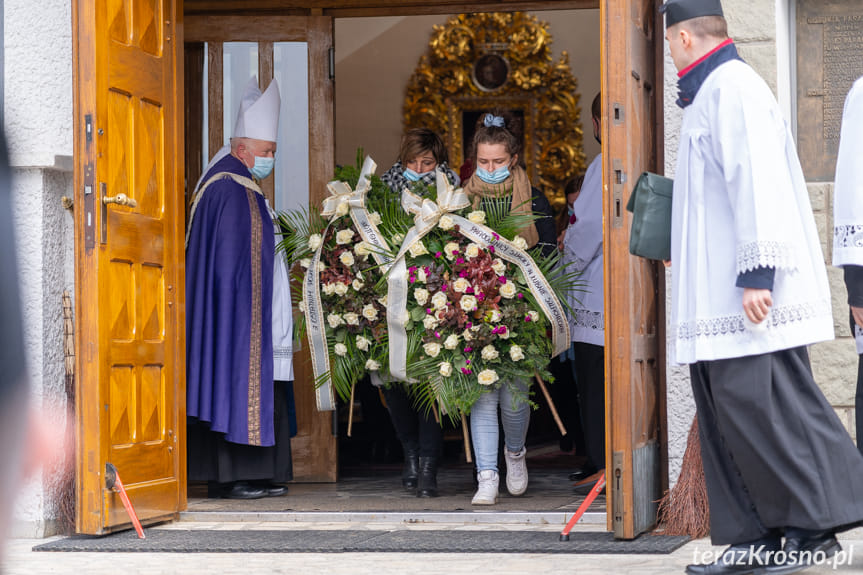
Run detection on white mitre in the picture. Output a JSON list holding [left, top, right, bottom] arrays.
[[233, 76, 281, 143]]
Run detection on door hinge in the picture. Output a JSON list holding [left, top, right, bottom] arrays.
[[612, 159, 626, 229], [328, 46, 335, 80], [612, 451, 625, 538], [612, 103, 625, 126]]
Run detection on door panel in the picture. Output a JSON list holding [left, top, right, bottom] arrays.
[[74, 0, 184, 534], [602, 0, 663, 539]]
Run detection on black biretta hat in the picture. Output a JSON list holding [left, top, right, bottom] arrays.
[[659, 0, 724, 28]]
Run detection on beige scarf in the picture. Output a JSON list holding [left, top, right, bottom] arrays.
[[463, 165, 539, 248]]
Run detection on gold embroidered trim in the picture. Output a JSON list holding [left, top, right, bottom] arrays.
[[246, 187, 263, 445]]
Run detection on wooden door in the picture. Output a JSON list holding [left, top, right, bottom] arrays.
[[74, 0, 185, 534], [184, 15, 338, 482], [602, 0, 665, 539]]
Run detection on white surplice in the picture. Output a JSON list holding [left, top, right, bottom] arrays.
[[270, 210, 294, 381], [564, 153, 604, 347], [670, 59, 834, 364], [833, 76, 863, 354]]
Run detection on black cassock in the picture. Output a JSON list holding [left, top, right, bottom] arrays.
[[690, 346, 863, 545]]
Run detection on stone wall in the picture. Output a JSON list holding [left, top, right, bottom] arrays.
[[5, 0, 75, 538]]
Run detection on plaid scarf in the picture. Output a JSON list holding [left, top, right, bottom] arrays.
[[381, 160, 460, 197]]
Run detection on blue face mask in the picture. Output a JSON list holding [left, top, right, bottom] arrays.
[[567, 205, 575, 216], [476, 165, 511, 185], [403, 168, 431, 182], [249, 156, 275, 179]]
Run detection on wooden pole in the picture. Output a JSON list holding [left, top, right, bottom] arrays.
[[535, 373, 567, 437], [347, 381, 356, 438], [432, 402, 440, 425], [461, 412, 472, 463]]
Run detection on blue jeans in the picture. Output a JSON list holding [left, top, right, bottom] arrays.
[[470, 379, 530, 472]]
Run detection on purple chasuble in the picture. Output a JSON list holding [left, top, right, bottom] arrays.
[[186, 154, 275, 446]]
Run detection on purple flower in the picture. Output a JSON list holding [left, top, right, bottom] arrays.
[[456, 257, 465, 265], [467, 322, 473, 329], [435, 331, 441, 338], [409, 266, 417, 273], [477, 293, 485, 301], [461, 368, 473, 375], [517, 293, 524, 300], [426, 308, 432, 314], [435, 251, 443, 258], [466, 286, 474, 294], [424, 266, 430, 274], [466, 359, 471, 365], [488, 246, 496, 253], [464, 346, 473, 353], [492, 232, 499, 240], [498, 276, 507, 284], [459, 270, 468, 278], [442, 284, 448, 291], [409, 277, 416, 284], [524, 315, 532, 322]]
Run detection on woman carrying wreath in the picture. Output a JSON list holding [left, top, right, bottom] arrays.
[[376, 128, 460, 497], [463, 110, 557, 504]]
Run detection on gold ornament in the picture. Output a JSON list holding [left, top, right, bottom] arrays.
[[403, 12, 586, 210]]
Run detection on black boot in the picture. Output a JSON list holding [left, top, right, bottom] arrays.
[[402, 448, 419, 489], [685, 534, 781, 575], [417, 456, 439, 498]]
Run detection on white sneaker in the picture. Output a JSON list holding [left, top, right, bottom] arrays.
[[504, 447, 528, 496], [471, 470, 499, 505]]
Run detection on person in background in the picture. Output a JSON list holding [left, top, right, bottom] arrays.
[[566, 93, 607, 495], [186, 77, 295, 500], [377, 128, 458, 497], [462, 109, 556, 505], [832, 74, 863, 457]]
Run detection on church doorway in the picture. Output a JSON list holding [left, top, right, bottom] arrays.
[[72, 0, 664, 540]]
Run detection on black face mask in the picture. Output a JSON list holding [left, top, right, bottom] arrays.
[[594, 134, 601, 146]]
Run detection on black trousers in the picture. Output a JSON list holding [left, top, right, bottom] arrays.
[[382, 385, 442, 458], [188, 380, 293, 484], [690, 347, 863, 545], [857, 354, 863, 457], [572, 342, 606, 471]]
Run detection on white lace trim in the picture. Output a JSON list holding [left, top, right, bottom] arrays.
[[735, 240, 797, 275], [674, 299, 831, 341], [834, 224, 863, 249], [571, 309, 604, 331]]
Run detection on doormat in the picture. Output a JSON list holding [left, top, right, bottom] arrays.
[[34, 529, 689, 554]]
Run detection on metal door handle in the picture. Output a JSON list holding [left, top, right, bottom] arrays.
[[102, 193, 138, 208]]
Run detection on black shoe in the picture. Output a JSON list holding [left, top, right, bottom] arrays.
[[685, 536, 782, 575], [263, 483, 289, 497], [402, 449, 419, 490], [221, 481, 268, 500], [417, 456, 439, 498], [568, 465, 597, 482], [762, 530, 840, 575]]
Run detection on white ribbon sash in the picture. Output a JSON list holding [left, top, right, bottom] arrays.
[[304, 156, 388, 411], [386, 169, 570, 381]]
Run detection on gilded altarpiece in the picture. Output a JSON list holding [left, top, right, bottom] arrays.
[[403, 12, 586, 209]]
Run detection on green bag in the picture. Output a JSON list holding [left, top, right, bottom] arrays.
[[626, 172, 673, 261]]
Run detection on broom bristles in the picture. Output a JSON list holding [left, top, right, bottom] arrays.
[[656, 416, 710, 539]]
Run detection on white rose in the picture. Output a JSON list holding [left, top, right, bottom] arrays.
[[368, 212, 382, 225], [408, 241, 429, 257], [377, 295, 388, 308], [423, 342, 442, 358], [477, 369, 499, 386], [352, 279, 364, 291], [336, 229, 355, 245], [500, 281, 517, 299], [444, 242, 460, 260], [423, 315, 439, 330], [414, 288, 430, 306], [416, 268, 428, 283], [343, 312, 360, 326], [334, 343, 348, 357], [512, 235, 529, 250], [356, 335, 371, 351], [336, 201, 350, 217], [465, 243, 480, 259], [334, 282, 349, 296], [488, 309, 502, 323], [527, 310, 540, 322], [354, 242, 371, 257], [491, 258, 506, 275], [481, 345, 499, 361], [462, 329, 473, 341], [431, 291, 449, 310], [322, 283, 336, 296], [468, 210, 486, 224], [362, 304, 379, 322], [460, 295, 478, 312], [308, 233, 323, 250], [298, 299, 306, 312], [452, 278, 470, 293], [316, 261, 327, 273], [509, 344, 525, 362], [392, 232, 405, 245], [327, 313, 344, 329], [439, 362, 453, 377], [365, 359, 381, 371], [438, 215, 455, 230], [443, 334, 459, 350], [300, 258, 311, 269]]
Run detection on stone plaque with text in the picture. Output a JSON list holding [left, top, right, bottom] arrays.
[[797, 1, 863, 181]]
